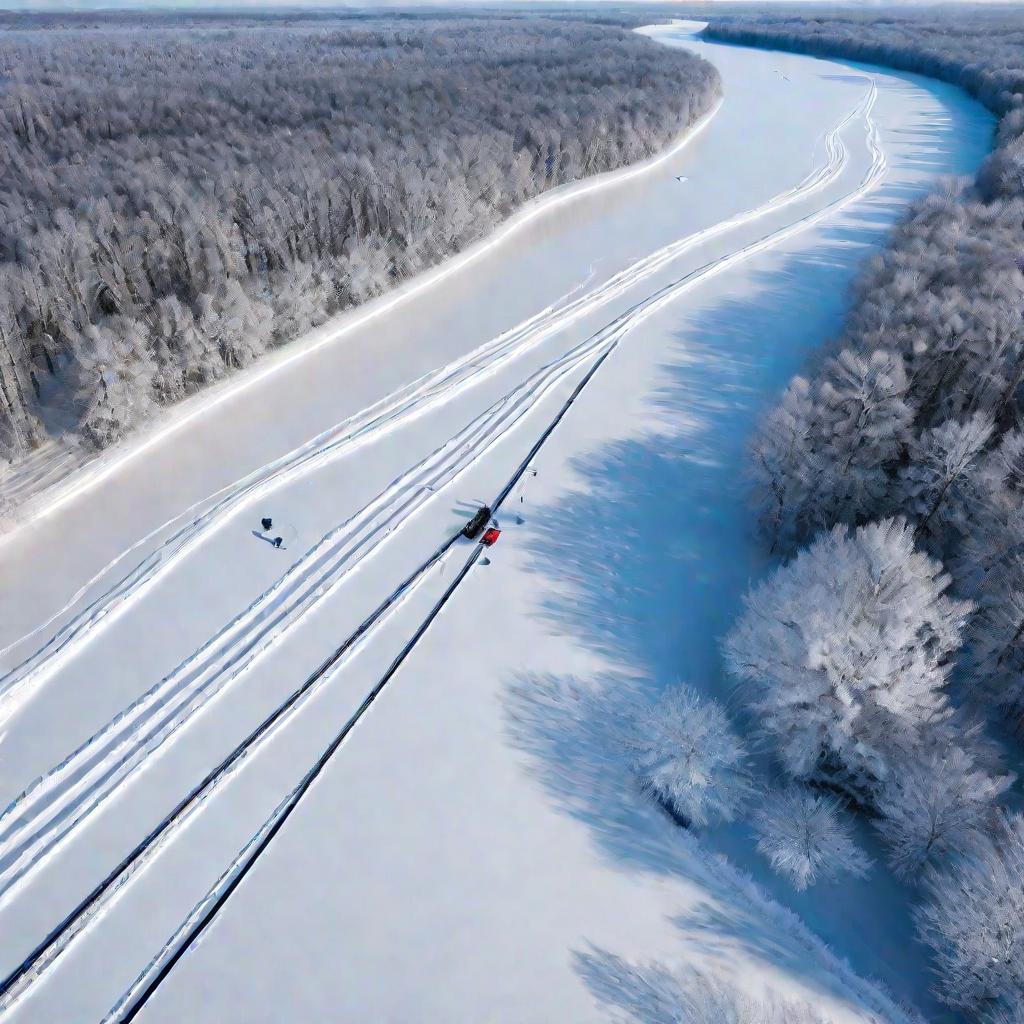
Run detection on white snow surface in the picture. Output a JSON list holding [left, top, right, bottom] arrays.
[[0, 23, 993, 1024]]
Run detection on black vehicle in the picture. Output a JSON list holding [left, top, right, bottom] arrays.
[[461, 505, 492, 539]]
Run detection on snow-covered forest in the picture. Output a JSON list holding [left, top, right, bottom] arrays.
[[0, 13, 719, 461], [697, 11, 1024, 1021]]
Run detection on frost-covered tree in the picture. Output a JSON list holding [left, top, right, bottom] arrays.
[[968, 562, 1024, 720], [748, 376, 819, 552], [0, 13, 721, 463], [724, 518, 971, 797], [627, 685, 749, 828], [900, 413, 994, 542], [950, 430, 1024, 580], [0, 301, 41, 456], [747, 350, 911, 551], [916, 812, 1024, 1017], [814, 347, 913, 524], [75, 319, 157, 448], [874, 742, 1013, 877], [195, 281, 274, 373], [752, 785, 871, 891], [954, 431, 1024, 717]]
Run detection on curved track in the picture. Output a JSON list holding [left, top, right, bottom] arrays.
[[0, 78, 885, 1019], [0, 84, 879, 912], [0, 83, 868, 716]]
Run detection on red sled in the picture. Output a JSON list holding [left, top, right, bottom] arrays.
[[480, 527, 501, 547]]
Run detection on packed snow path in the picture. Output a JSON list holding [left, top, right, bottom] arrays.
[[0, 81, 880, 916], [0, 23, 992, 1024]]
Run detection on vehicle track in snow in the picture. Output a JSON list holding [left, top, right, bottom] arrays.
[[0, 312, 625, 1021], [0, 507, 473, 1014], [105, 85, 887, 1023], [0, 82, 880, 921], [0, 83, 867, 727], [0, 79, 884, 1019], [0, 318, 622, 910]]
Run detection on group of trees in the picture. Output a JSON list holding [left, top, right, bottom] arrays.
[[702, 10, 1024, 1021], [0, 12, 719, 461], [725, 519, 1014, 883]]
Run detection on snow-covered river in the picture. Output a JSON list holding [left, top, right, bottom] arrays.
[[0, 22, 993, 1023]]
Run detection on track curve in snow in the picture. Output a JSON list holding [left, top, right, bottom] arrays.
[[0, 81, 871, 732], [0, 81, 885, 1010]]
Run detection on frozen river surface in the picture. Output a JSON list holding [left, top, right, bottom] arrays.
[[0, 23, 993, 1024]]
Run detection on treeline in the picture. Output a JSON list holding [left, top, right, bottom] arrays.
[[0, 15, 719, 460], [702, 11, 1024, 1022]]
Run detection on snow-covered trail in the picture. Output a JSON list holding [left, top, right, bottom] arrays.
[[0, 23, 994, 1024], [0, 85, 887, 1006], [0, 82, 881, 919], [107, 105, 894, 1024], [0, 84, 865, 713]]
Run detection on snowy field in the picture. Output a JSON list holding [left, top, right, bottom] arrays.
[[0, 23, 993, 1023]]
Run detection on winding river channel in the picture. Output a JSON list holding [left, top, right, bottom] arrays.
[[0, 22, 994, 1024]]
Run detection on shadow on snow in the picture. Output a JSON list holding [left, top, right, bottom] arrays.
[[500, 155, 974, 1022]]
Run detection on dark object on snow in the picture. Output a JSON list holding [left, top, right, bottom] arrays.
[[273, 536, 283, 549], [261, 517, 273, 531], [481, 527, 501, 547], [462, 505, 492, 539]]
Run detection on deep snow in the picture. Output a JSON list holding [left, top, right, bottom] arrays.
[[0, 23, 994, 1024]]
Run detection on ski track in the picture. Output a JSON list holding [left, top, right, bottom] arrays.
[[0, 505, 460, 1016], [102, 81, 888, 1023], [0, 82, 881, 946], [0, 85, 863, 715], [0, 325, 622, 910]]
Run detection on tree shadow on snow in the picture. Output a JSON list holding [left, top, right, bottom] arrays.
[[503, 672, 881, 1020], [573, 944, 844, 1024], [501, 189, 969, 1018], [573, 946, 694, 1024]]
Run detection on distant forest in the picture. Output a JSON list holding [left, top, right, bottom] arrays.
[[704, 11, 1024, 1022], [0, 13, 719, 459]]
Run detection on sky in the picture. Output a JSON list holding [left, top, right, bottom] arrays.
[[0, 0, 913, 9], [3, 0, 557, 8], [2, 1, 441, 8], [2, 0, 1003, 11]]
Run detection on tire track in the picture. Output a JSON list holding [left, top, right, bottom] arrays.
[[0, 81, 881, 924], [0, 331, 619, 907], [105, 88, 886, 1020], [0, 86, 863, 727], [0, 76, 885, 1020], [0, 324, 622, 1022]]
